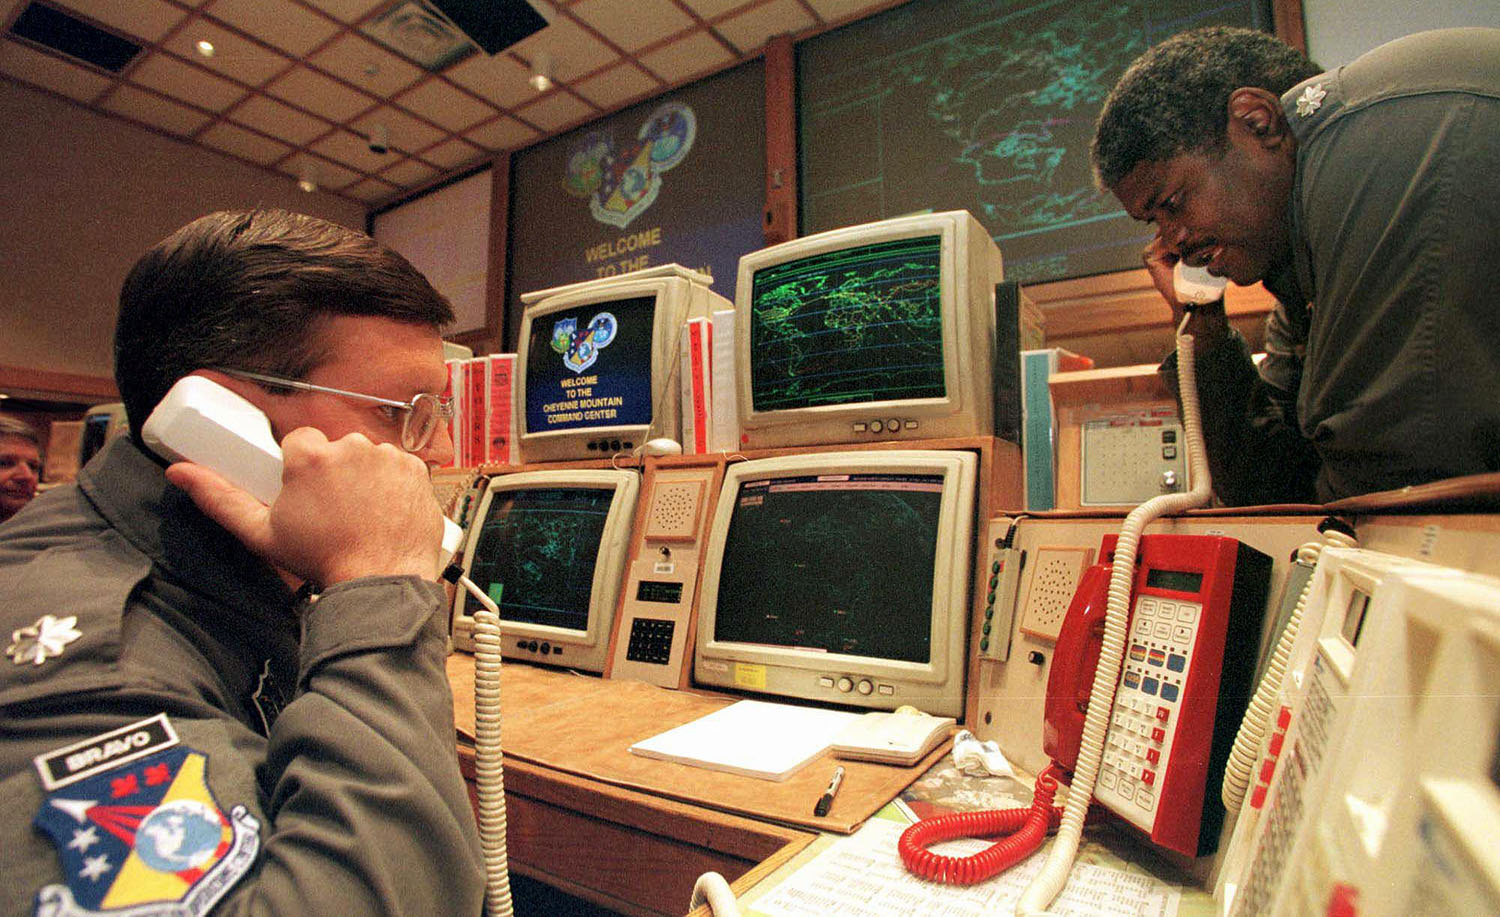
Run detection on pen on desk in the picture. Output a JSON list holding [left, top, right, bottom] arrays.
[[814, 765, 845, 817]]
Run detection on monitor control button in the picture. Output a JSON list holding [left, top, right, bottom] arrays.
[[836, 676, 854, 693], [856, 679, 873, 696]]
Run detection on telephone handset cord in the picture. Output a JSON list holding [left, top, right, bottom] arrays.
[[1220, 519, 1357, 814], [450, 570, 515, 917], [897, 765, 1065, 884]]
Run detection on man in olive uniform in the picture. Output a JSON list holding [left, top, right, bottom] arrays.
[[0, 210, 484, 914]]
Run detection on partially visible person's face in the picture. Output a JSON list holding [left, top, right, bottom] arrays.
[[246, 315, 455, 469], [1112, 136, 1295, 287], [0, 435, 42, 522]]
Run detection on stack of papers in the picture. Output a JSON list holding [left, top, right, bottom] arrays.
[[629, 700, 861, 781]]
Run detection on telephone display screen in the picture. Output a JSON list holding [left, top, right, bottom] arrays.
[[713, 472, 943, 663], [463, 487, 615, 632], [1146, 568, 1204, 594]]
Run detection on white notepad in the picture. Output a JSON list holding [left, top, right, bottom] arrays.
[[629, 700, 860, 781]]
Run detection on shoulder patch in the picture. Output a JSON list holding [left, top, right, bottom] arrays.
[[32, 734, 260, 916]]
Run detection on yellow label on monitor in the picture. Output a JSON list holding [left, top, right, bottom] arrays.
[[733, 663, 767, 690]]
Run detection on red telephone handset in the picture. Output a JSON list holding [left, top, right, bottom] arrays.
[[1044, 533, 1270, 856], [900, 532, 1268, 884]]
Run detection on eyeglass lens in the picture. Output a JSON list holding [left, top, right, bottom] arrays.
[[402, 394, 442, 452]]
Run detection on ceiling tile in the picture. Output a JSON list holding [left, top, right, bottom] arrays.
[[716, 0, 815, 54], [102, 85, 213, 136], [465, 115, 538, 152], [197, 120, 295, 164], [636, 30, 734, 84], [378, 158, 439, 189], [50, 0, 187, 44], [443, 51, 534, 109], [508, 11, 618, 83], [303, 0, 387, 24], [679, 0, 756, 19], [204, 0, 343, 58], [308, 32, 424, 99], [572, 0, 694, 54], [163, 20, 291, 86], [130, 52, 248, 112], [230, 94, 332, 145], [310, 128, 393, 172], [344, 176, 402, 203], [421, 136, 486, 170], [512, 90, 595, 133], [0, 41, 112, 102], [572, 61, 659, 110], [267, 65, 376, 122], [806, 0, 891, 25], [394, 79, 496, 132], [349, 106, 447, 155], [280, 152, 360, 189]]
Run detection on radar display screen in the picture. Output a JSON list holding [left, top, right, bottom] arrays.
[[748, 235, 946, 412], [714, 472, 943, 663], [464, 486, 615, 633]]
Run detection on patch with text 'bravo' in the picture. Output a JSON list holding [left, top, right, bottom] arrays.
[[32, 715, 259, 916]]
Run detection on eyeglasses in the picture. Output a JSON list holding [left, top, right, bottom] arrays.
[[216, 368, 453, 453]]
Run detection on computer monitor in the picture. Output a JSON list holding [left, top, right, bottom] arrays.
[[515, 265, 727, 463], [693, 449, 977, 717], [735, 210, 1003, 450], [450, 468, 640, 673]]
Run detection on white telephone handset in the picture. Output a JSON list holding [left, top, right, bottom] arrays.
[[142, 375, 464, 567], [1173, 261, 1228, 305]]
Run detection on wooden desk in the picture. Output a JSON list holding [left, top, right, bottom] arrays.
[[446, 655, 940, 916]]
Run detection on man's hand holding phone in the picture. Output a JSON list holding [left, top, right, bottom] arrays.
[[166, 428, 443, 586], [1143, 236, 1231, 349]]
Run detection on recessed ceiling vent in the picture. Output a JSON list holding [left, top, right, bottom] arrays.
[[8, 2, 142, 73], [363, 0, 549, 71]]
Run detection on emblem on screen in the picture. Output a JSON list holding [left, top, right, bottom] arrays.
[[551, 312, 618, 373], [562, 102, 696, 229]]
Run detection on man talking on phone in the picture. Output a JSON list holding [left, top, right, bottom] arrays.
[[1092, 27, 1500, 504], [0, 210, 484, 914]]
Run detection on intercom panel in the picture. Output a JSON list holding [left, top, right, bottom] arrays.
[[607, 462, 722, 687]]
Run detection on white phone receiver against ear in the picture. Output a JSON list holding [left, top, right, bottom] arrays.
[[1174, 261, 1228, 305], [143, 376, 464, 567]]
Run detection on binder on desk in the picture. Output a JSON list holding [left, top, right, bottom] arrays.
[[628, 699, 860, 781]]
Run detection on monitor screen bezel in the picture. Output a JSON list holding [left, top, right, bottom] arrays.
[[693, 449, 977, 717], [451, 468, 641, 673], [514, 273, 697, 463], [733, 210, 1000, 450]]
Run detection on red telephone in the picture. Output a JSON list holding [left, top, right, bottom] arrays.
[[900, 532, 1269, 883], [1045, 533, 1270, 856]]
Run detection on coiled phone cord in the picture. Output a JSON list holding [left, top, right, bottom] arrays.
[[451, 571, 514, 917], [897, 765, 1065, 883], [1220, 519, 1358, 814]]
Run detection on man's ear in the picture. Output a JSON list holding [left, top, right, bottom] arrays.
[[1227, 87, 1291, 149]]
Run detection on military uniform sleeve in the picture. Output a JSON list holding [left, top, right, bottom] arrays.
[[216, 575, 485, 915], [1, 547, 483, 915], [1159, 308, 1321, 506]]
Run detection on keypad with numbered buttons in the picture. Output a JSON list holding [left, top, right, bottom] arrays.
[[1097, 594, 1201, 830]]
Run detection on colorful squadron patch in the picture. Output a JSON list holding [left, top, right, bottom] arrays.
[[551, 311, 618, 374], [561, 102, 696, 229], [32, 717, 259, 916]]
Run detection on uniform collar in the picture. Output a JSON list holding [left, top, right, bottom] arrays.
[[78, 437, 298, 623]]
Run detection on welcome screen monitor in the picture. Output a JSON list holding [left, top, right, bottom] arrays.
[[735, 210, 1002, 450], [451, 468, 640, 673], [515, 265, 726, 462], [694, 450, 977, 717]]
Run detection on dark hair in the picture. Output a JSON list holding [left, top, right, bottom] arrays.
[[114, 209, 454, 435], [1091, 27, 1321, 190]]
